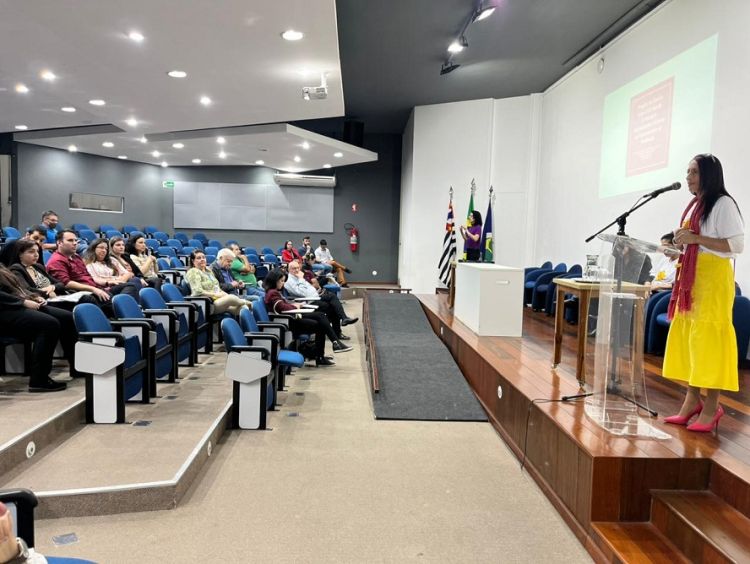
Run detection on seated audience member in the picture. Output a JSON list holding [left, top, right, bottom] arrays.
[[45, 231, 118, 309], [82, 238, 142, 300], [0, 501, 49, 562], [0, 264, 73, 392], [125, 234, 162, 289], [210, 248, 258, 301], [24, 225, 48, 264], [114, 235, 161, 291], [263, 269, 352, 361], [185, 250, 254, 315], [315, 239, 352, 286], [649, 232, 679, 290], [303, 253, 340, 292], [281, 240, 303, 264], [285, 260, 357, 340], [301, 236, 331, 275], [228, 243, 265, 299], [301, 235, 313, 257], [7, 239, 96, 310], [40, 209, 60, 251]]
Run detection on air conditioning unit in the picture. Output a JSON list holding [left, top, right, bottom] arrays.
[[273, 173, 336, 188]]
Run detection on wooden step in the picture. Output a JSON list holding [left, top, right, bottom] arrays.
[[651, 490, 750, 563], [592, 521, 690, 564]]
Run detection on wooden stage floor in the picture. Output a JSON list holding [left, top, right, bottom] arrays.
[[417, 293, 750, 563]]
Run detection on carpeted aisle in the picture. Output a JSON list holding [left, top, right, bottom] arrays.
[[367, 292, 487, 421]]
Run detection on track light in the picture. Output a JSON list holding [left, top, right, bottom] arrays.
[[440, 61, 461, 75], [448, 36, 468, 53], [472, 1, 496, 22]]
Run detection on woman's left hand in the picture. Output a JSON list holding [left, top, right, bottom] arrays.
[[674, 228, 699, 245]]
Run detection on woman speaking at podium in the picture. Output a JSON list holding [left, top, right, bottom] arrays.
[[663, 154, 744, 432]]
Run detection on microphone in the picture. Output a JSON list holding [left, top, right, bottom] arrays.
[[561, 392, 593, 401], [647, 182, 681, 198]]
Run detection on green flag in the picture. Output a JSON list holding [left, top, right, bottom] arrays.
[[462, 182, 475, 260]]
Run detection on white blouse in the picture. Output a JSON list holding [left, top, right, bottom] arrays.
[[691, 196, 745, 258]]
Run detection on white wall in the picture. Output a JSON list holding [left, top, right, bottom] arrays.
[[537, 0, 750, 292]]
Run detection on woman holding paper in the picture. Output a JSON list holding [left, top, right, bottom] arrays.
[[663, 154, 744, 432]]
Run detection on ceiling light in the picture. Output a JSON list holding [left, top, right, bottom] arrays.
[[151, 150, 161, 157], [167, 70, 187, 78], [216, 136, 226, 144], [218, 151, 227, 159], [192, 158, 201, 164], [281, 29, 304, 41], [302, 92, 310, 101], [440, 61, 461, 75], [89, 99, 106, 106], [117, 155, 128, 159], [15, 84, 29, 94], [102, 141, 114, 148], [333, 152, 343, 158], [126, 117, 138, 127], [255, 160, 265, 165], [161, 161, 168, 168], [473, 2, 496, 22], [172, 142, 184, 149], [67, 145, 77, 152], [139, 136, 148, 143], [14, 125, 28, 130], [301, 141, 310, 150], [40, 70, 56, 81], [128, 31, 145, 42], [447, 39, 466, 54], [200, 96, 212, 106], [293, 156, 301, 163], [323, 164, 332, 169], [61, 106, 76, 113]]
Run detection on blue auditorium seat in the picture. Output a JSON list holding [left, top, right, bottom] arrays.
[[140, 288, 194, 366], [98, 223, 117, 234], [208, 239, 223, 249], [77, 228, 97, 243], [222, 318, 274, 429], [122, 224, 139, 235], [73, 303, 151, 423], [162, 283, 217, 350], [166, 238, 183, 251], [187, 238, 204, 250], [531, 264, 581, 311], [204, 246, 219, 257], [144, 238, 160, 252], [192, 232, 209, 246], [244, 247, 259, 257], [1, 226, 22, 241], [173, 232, 190, 245], [152, 231, 170, 244]]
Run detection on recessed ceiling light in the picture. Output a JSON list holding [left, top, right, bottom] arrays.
[[15, 83, 29, 94], [281, 29, 304, 41], [161, 161, 168, 168], [89, 99, 106, 106], [102, 141, 114, 148], [151, 150, 161, 157], [293, 156, 301, 163], [139, 136, 148, 143], [216, 136, 226, 144], [218, 151, 227, 159], [301, 141, 310, 150], [255, 160, 265, 165], [67, 145, 77, 152], [126, 117, 138, 127], [40, 70, 56, 81], [447, 41, 465, 54], [128, 31, 145, 42], [172, 142, 184, 149], [14, 125, 28, 130], [192, 158, 201, 164], [61, 106, 76, 113], [167, 70, 187, 78], [200, 96, 212, 106], [333, 152, 343, 158], [117, 155, 128, 159], [323, 164, 332, 169]]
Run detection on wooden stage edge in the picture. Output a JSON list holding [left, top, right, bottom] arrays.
[[417, 293, 750, 563]]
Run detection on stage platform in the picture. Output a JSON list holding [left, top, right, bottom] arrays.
[[418, 293, 750, 563]]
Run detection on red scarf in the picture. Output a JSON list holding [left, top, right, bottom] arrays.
[[667, 196, 704, 320]]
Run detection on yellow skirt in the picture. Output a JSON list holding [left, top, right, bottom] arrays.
[[663, 252, 738, 391]]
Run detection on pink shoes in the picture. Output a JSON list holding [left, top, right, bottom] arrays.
[[664, 402, 703, 426], [686, 405, 725, 433]]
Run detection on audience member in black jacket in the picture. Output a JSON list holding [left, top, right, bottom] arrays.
[[0, 264, 75, 392]]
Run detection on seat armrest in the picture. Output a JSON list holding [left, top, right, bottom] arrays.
[[78, 331, 125, 345]]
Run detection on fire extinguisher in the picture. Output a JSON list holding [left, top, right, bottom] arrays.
[[349, 227, 359, 252]]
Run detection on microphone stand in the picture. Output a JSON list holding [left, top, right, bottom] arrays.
[[583, 191, 664, 418]]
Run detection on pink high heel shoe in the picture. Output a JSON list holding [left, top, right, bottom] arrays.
[[687, 405, 724, 433], [664, 402, 703, 425]]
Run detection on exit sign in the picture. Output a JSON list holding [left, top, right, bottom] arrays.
[[162, 180, 175, 188]]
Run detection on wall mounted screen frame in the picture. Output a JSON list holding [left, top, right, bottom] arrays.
[[69, 192, 124, 213]]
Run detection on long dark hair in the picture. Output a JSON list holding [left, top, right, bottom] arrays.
[[83, 238, 116, 269], [470, 210, 483, 227], [8, 239, 38, 265], [263, 269, 286, 291], [694, 154, 741, 223], [125, 235, 145, 256]]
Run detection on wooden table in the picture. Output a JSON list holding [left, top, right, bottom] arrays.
[[552, 278, 649, 387]]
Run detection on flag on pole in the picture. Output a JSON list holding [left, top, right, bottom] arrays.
[[438, 190, 456, 286], [481, 187, 494, 262], [462, 179, 476, 260]]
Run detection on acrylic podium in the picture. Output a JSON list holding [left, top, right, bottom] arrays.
[[454, 262, 523, 337], [583, 234, 678, 439]]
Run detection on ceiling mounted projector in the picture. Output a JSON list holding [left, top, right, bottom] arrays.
[[302, 85, 328, 100]]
